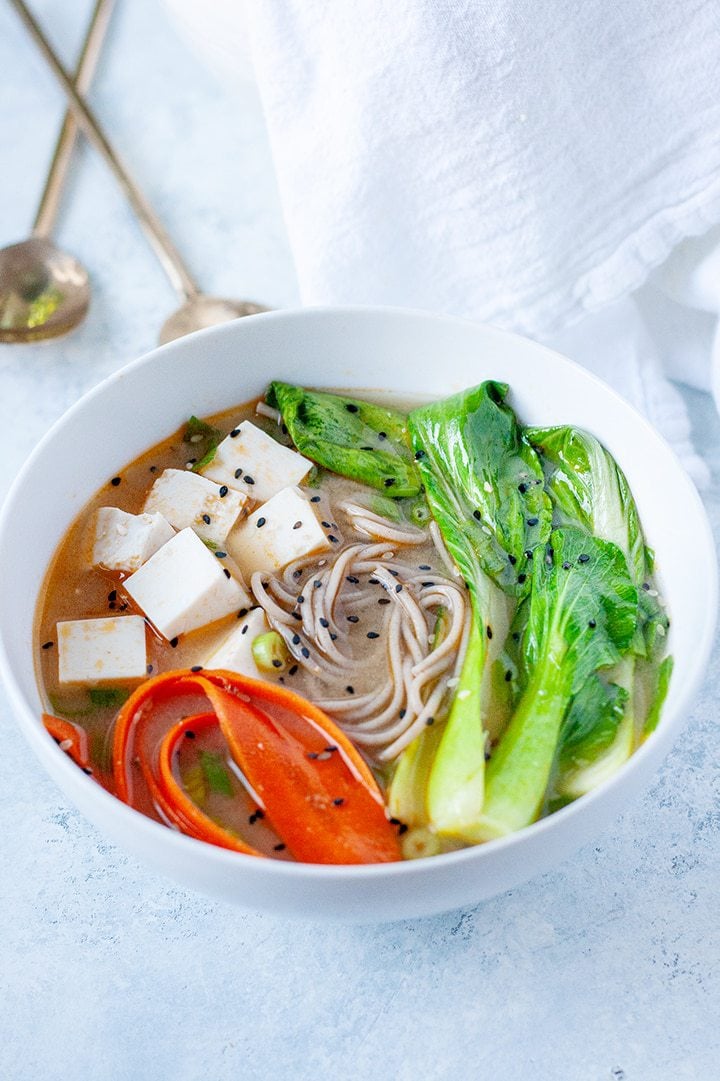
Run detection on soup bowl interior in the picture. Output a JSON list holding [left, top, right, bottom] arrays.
[[0, 306, 715, 921]]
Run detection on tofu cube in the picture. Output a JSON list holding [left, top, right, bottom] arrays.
[[92, 507, 175, 572], [201, 421, 312, 503], [227, 486, 331, 578], [144, 468, 246, 547], [203, 607, 271, 680], [57, 616, 147, 684], [124, 527, 251, 641]]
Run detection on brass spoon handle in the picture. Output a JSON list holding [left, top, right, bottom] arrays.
[[10, 0, 201, 301], [32, 0, 115, 240]]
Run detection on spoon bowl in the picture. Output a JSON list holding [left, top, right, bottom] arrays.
[[158, 294, 268, 345], [0, 237, 90, 343]]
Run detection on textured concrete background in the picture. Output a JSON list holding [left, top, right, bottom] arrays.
[[1, 3, 719, 1079]]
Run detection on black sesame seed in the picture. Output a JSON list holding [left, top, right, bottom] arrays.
[[588, 619, 597, 629], [398, 823, 409, 836], [321, 521, 331, 529], [486, 625, 493, 639], [311, 495, 321, 503], [292, 569, 302, 580], [149, 465, 157, 473], [347, 615, 359, 624], [368, 578, 379, 585], [190, 665, 203, 672], [301, 647, 310, 659], [111, 476, 121, 487], [82, 767, 93, 775], [578, 554, 590, 564], [297, 595, 305, 604], [333, 797, 345, 806], [314, 579, 322, 589], [170, 637, 179, 648], [378, 597, 391, 605], [185, 730, 196, 739], [517, 573, 527, 584], [241, 626, 249, 635], [389, 817, 401, 826], [281, 424, 288, 435], [562, 561, 571, 570], [367, 631, 380, 639], [223, 568, 231, 579], [244, 475, 255, 485], [230, 428, 240, 437], [288, 664, 298, 676], [518, 482, 528, 494], [388, 569, 399, 576], [325, 745, 338, 753], [147, 664, 154, 674], [219, 486, 229, 497], [293, 521, 302, 530], [345, 403, 359, 413], [119, 603, 129, 611], [108, 602, 116, 611], [395, 584, 403, 593], [419, 564, 431, 571], [329, 633, 338, 641], [505, 670, 512, 682], [328, 535, 339, 543], [399, 709, 406, 719], [421, 581, 435, 588], [378, 431, 387, 439], [107, 590, 117, 602], [414, 449, 426, 460], [291, 612, 303, 621], [292, 633, 301, 645], [527, 517, 539, 527], [525, 549, 534, 560], [237, 608, 248, 618], [361, 446, 374, 451], [346, 686, 355, 694], [346, 575, 359, 584], [272, 659, 283, 668], [384, 478, 396, 488], [319, 618, 329, 628], [642, 582, 651, 591], [257, 517, 266, 528], [425, 717, 435, 726], [473, 510, 482, 521], [508, 554, 517, 566], [512, 632, 520, 642], [307, 751, 319, 760], [41, 640, 54, 650], [273, 843, 286, 852], [202, 513, 211, 525]]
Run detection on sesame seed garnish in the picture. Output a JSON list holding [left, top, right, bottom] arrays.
[[314, 580, 322, 589], [307, 751, 319, 760], [257, 517, 266, 528], [149, 465, 157, 473], [215, 551, 227, 559], [272, 659, 282, 668], [378, 431, 387, 440], [347, 615, 359, 623], [398, 823, 408, 835], [384, 478, 395, 488], [191, 665, 203, 672], [588, 619, 597, 628], [425, 717, 435, 726], [288, 664, 298, 676], [185, 730, 195, 739], [525, 549, 534, 559], [293, 569, 302, 579], [527, 517, 539, 526], [237, 608, 248, 618], [230, 428, 240, 437], [273, 843, 286, 852], [414, 449, 426, 460], [234, 468, 243, 479], [361, 446, 374, 451], [508, 554, 517, 566], [505, 670, 512, 682], [473, 510, 482, 521], [378, 597, 391, 605], [291, 612, 303, 621], [333, 797, 345, 806], [219, 485, 229, 497], [578, 554, 590, 564], [293, 521, 302, 530], [321, 521, 331, 528], [642, 582, 651, 591], [330, 633, 338, 641], [244, 476, 255, 485], [292, 634, 301, 644], [487, 625, 493, 639], [241, 626, 248, 635], [170, 637, 179, 648], [111, 476, 121, 487], [562, 561, 571, 569], [345, 403, 359, 413], [311, 495, 321, 503], [518, 482, 528, 493], [328, 535, 339, 543], [388, 569, 399, 577], [367, 631, 380, 639], [82, 767, 93, 775], [399, 709, 406, 719], [147, 664, 153, 674], [419, 564, 431, 571], [517, 573, 527, 584], [223, 568, 231, 579], [301, 646, 310, 658], [368, 578, 379, 585], [346, 686, 355, 694], [346, 575, 359, 584], [108, 590, 117, 602], [248, 808, 264, 824], [421, 581, 435, 588], [202, 514, 211, 525], [319, 618, 329, 628], [395, 583, 402, 593]]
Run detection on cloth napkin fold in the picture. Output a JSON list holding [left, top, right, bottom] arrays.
[[238, 1, 720, 482]]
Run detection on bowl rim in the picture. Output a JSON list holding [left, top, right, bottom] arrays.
[[0, 303, 716, 881]]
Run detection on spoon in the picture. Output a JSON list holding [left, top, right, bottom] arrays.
[[0, 0, 114, 343], [7, 0, 268, 346]]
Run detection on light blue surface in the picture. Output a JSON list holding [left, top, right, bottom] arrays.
[[1, 3, 719, 1079]]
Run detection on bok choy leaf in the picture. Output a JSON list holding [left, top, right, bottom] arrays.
[[266, 382, 422, 497]]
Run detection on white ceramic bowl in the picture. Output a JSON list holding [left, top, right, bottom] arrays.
[[0, 307, 715, 921]]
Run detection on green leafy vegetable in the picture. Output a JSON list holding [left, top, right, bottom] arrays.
[[464, 527, 637, 840], [643, 654, 674, 737], [184, 415, 223, 472], [552, 671, 630, 800], [199, 750, 234, 797], [405, 382, 552, 834], [266, 383, 422, 497]]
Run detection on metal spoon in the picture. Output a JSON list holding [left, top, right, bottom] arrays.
[[7, 0, 268, 346], [0, 0, 114, 343]]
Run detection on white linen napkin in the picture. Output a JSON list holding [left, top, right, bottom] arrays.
[[169, 0, 720, 483]]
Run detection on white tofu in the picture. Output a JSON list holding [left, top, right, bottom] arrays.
[[227, 486, 331, 578], [92, 507, 175, 572], [202, 607, 271, 680], [57, 616, 147, 684], [124, 527, 251, 641], [201, 420, 313, 503], [143, 468, 246, 547]]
